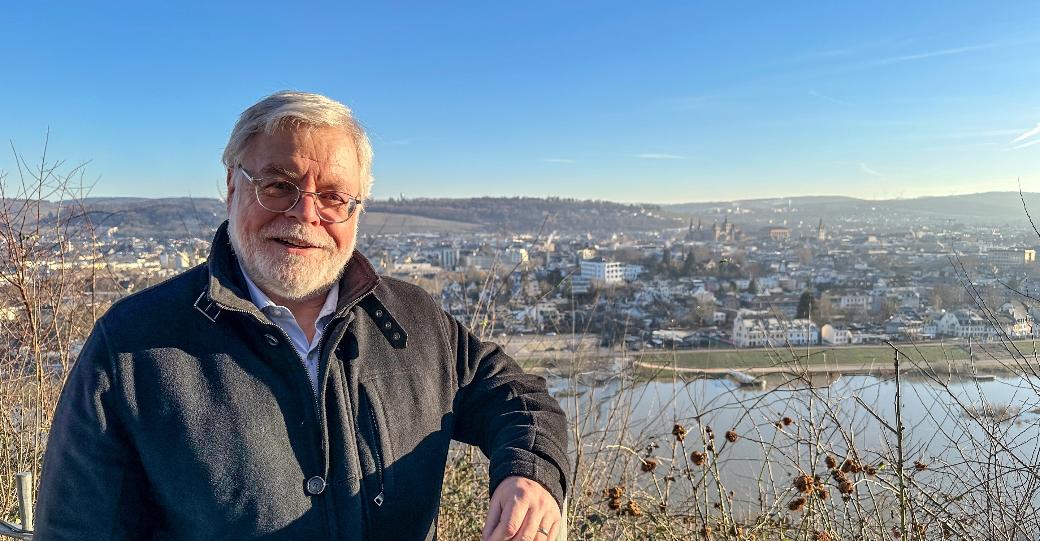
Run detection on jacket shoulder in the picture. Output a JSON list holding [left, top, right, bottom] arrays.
[[375, 275, 440, 310]]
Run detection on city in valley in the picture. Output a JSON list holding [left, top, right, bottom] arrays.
[[31, 190, 1040, 368]]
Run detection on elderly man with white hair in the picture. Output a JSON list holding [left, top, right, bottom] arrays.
[[34, 91, 569, 541]]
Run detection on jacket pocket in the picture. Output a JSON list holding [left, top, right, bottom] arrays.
[[358, 384, 389, 508]]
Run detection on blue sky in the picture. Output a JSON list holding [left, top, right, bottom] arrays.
[[2, 2, 1039, 203]]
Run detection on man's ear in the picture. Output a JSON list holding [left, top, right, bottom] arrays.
[[226, 168, 235, 214]]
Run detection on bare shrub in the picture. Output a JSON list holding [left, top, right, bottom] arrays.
[[0, 138, 107, 521]]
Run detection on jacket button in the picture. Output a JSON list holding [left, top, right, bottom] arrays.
[[383, 321, 392, 330], [264, 334, 279, 346], [392, 332, 401, 342], [374, 309, 383, 317], [306, 476, 326, 495]]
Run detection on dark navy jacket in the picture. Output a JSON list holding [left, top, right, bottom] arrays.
[[34, 222, 569, 540]]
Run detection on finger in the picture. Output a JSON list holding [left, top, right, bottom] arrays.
[[489, 501, 528, 541], [545, 520, 560, 541], [537, 515, 556, 541], [481, 497, 502, 541], [511, 505, 544, 541]]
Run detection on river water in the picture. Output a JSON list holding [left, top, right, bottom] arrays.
[[546, 368, 1040, 521]]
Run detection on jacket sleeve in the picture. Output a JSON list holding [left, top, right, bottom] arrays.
[[34, 320, 158, 540], [445, 312, 570, 509]]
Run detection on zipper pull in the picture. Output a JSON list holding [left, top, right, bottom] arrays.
[[373, 491, 384, 506]]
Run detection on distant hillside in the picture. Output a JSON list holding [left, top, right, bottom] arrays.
[[5, 191, 1037, 240], [663, 191, 1040, 227], [77, 197, 226, 239], [3, 196, 679, 239], [364, 197, 681, 234]]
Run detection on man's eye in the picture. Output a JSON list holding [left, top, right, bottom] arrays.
[[318, 192, 348, 206], [261, 180, 296, 196]]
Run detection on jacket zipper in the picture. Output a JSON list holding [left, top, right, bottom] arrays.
[[360, 388, 386, 506], [326, 291, 387, 508]]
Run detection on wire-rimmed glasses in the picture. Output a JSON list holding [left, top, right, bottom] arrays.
[[237, 165, 362, 223]]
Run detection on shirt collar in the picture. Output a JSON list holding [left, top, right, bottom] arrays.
[[238, 260, 340, 322]]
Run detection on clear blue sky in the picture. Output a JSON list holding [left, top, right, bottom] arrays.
[[3, 2, 1039, 203]]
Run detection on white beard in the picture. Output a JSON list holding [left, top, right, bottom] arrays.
[[228, 215, 354, 302]]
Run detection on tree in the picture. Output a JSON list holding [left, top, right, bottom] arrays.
[[796, 290, 813, 319], [747, 278, 758, 295]]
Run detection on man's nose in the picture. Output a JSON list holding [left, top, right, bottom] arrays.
[[284, 191, 322, 224]]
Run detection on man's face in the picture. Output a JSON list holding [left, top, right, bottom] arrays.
[[226, 126, 363, 304]]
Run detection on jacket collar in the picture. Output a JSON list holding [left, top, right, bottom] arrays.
[[205, 221, 380, 317]]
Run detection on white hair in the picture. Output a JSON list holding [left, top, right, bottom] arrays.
[[222, 91, 374, 200]]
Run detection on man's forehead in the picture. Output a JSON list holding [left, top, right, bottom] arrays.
[[246, 129, 361, 181], [254, 159, 358, 188]]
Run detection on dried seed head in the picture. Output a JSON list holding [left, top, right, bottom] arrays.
[[825, 455, 837, 469], [641, 458, 658, 473], [865, 465, 877, 476], [782, 416, 794, 426], [794, 474, 815, 494], [914, 460, 928, 471], [624, 499, 642, 517], [604, 486, 624, 499], [839, 480, 854, 495], [788, 497, 806, 512], [608, 498, 621, 510], [725, 430, 739, 443], [691, 450, 707, 466], [815, 531, 832, 541], [672, 424, 688, 441], [841, 457, 862, 474]]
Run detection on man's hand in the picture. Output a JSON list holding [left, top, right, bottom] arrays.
[[481, 475, 561, 541]]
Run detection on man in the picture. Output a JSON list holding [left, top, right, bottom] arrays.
[[35, 91, 569, 540]]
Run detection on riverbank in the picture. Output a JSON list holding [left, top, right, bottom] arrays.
[[516, 339, 1040, 376]]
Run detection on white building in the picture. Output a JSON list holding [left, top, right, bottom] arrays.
[[938, 309, 992, 339], [439, 248, 459, 270], [580, 258, 624, 284], [821, 323, 853, 345], [732, 310, 819, 348], [837, 291, 871, 311]]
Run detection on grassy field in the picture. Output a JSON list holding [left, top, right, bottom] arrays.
[[519, 339, 1040, 371]]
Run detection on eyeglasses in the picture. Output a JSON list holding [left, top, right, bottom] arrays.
[[237, 165, 362, 223]]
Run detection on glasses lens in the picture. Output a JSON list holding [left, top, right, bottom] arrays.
[[256, 179, 298, 212], [315, 193, 358, 223]]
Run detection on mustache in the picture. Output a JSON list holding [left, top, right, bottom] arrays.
[[259, 222, 334, 250]]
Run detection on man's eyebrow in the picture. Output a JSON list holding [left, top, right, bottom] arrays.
[[258, 165, 300, 179]]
